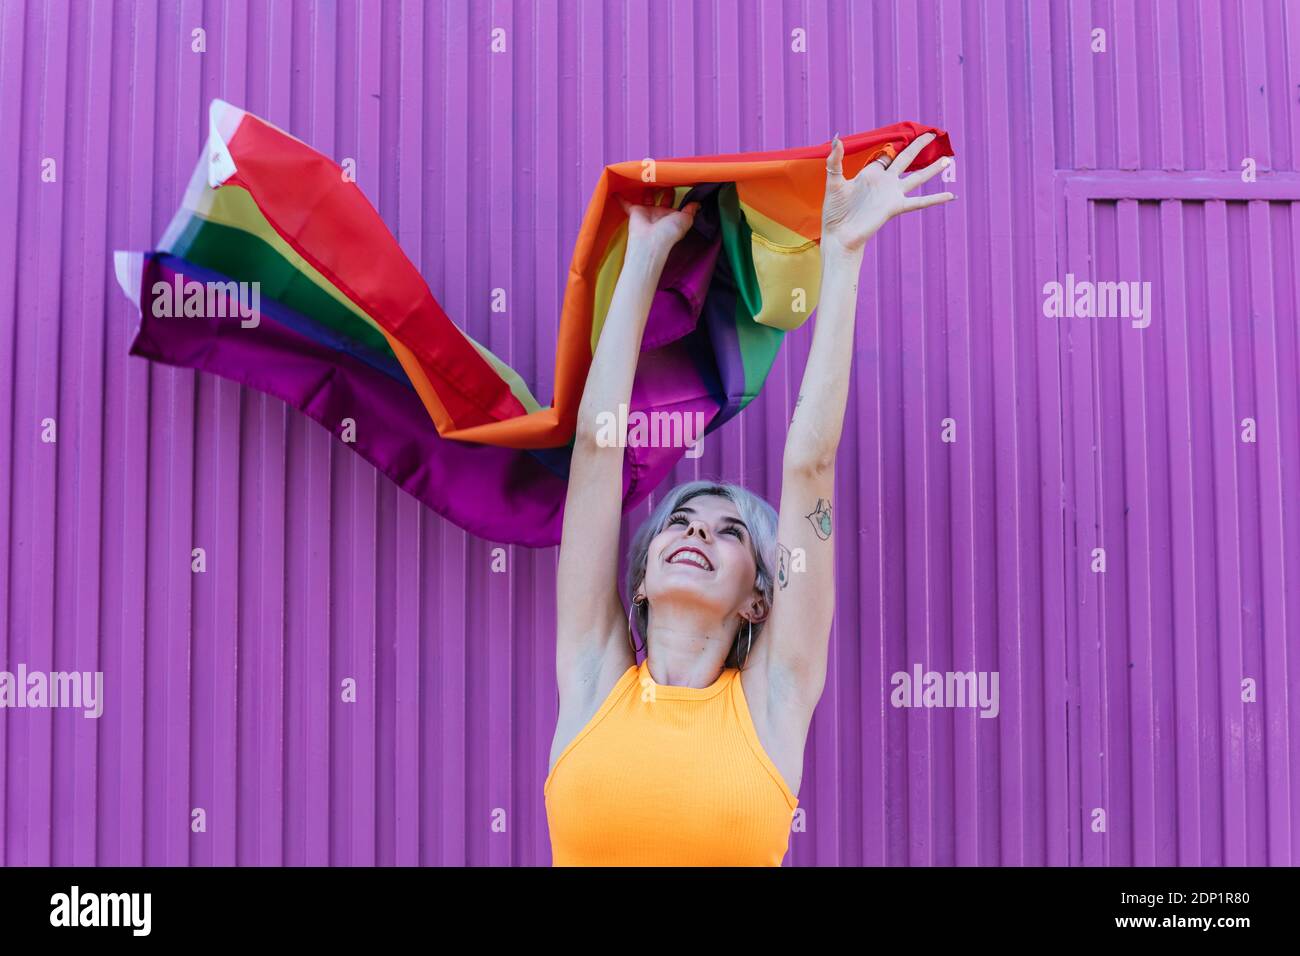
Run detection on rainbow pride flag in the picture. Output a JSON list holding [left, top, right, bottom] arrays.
[[114, 99, 952, 546]]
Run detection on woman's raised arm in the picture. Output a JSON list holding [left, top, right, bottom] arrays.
[[554, 193, 700, 707], [757, 132, 955, 708]]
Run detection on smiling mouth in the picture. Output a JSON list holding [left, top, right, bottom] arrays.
[[666, 547, 714, 572]]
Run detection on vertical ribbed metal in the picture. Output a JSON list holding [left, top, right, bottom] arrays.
[[0, 0, 1294, 866]]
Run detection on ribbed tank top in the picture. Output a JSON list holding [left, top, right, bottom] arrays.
[[545, 657, 799, 866]]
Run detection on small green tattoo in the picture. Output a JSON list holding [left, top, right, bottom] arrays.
[[806, 499, 832, 540], [777, 544, 792, 588]]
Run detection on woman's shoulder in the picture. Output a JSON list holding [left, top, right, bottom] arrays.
[[548, 656, 640, 780]]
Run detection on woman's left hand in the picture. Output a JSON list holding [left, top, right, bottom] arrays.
[[821, 130, 955, 255]]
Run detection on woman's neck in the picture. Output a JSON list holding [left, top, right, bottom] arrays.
[[643, 625, 732, 687]]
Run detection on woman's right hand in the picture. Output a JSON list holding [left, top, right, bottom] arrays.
[[617, 193, 700, 258]]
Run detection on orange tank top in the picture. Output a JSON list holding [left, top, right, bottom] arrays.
[[544, 657, 799, 866]]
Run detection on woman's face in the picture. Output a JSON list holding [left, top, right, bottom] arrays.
[[642, 494, 759, 621]]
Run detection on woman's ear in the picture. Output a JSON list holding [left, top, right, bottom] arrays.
[[748, 596, 771, 625]]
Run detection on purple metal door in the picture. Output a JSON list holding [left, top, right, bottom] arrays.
[[1059, 177, 1299, 865]]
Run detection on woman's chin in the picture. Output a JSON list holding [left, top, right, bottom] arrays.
[[654, 569, 715, 594]]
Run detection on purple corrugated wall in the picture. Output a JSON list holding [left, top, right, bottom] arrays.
[[0, 0, 1296, 866]]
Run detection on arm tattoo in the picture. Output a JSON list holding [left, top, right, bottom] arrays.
[[806, 498, 832, 540], [776, 544, 792, 589]]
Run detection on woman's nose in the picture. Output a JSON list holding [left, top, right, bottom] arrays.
[[687, 521, 709, 540]]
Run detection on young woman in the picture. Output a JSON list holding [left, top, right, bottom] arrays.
[[545, 132, 954, 866]]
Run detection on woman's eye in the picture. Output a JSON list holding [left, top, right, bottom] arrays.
[[666, 514, 741, 538]]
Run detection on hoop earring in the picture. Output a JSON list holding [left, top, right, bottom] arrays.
[[737, 618, 754, 671], [627, 596, 646, 656]]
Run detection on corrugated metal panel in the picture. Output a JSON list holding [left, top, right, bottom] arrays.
[[0, 0, 1294, 866], [1062, 194, 1299, 865]]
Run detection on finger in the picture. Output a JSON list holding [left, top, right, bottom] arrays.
[[681, 201, 701, 217], [900, 155, 951, 194], [891, 130, 936, 177], [825, 133, 844, 179], [902, 190, 955, 212]]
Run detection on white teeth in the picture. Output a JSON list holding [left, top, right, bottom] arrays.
[[669, 550, 711, 571]]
